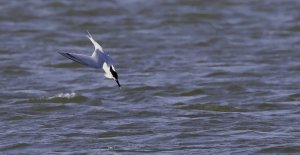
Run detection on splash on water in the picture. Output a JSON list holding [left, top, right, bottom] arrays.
[[49, 92, 76, 99]]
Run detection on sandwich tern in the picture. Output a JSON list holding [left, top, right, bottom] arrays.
[[59, 32, 121, 87]]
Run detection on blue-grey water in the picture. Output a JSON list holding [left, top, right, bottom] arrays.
[[1, 0, 300, 154]]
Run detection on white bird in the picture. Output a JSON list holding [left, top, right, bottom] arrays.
[[58, 32, 121, 87]]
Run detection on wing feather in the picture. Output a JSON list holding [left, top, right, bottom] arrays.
[[59, 52, 102, 69], [86, 31, 104, 53]]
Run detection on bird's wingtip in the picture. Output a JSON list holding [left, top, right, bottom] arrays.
[[86, 30, 92, 38]]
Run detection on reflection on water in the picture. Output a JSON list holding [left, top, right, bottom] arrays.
[[1, 0, 300, 154]]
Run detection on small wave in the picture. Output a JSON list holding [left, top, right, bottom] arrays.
[[226, 84, 245, 93], [287, 93, 300, 101], [180, 89, 206, 96], [176, 103, 247, 112], [49, 92, 76, 99], [255, 103, 285, 110], [258, 145, 300, 153], [21, 92, 88, 104], [288, 25, 300, 32], [0, 143, 30, 151], [45, 92, 88, 103], [1, 65, 32, 76]]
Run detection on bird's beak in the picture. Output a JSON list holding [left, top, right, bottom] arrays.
[[116, 79, 121, 87]]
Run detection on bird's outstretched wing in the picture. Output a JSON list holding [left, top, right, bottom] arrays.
[[58, 52, 102, 69], [86, 31, 104, 53], [86, 31, 112, 65]]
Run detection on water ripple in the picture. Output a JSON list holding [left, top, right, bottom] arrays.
[[1, 0, 300, 154]]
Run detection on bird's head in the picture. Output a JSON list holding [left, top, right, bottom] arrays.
[[110, 66, 120, 87]]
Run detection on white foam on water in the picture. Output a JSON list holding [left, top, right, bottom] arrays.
[[49, 92, 76, 99]]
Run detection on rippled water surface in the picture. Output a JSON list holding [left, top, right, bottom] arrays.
[[2, 0, 300, 154]]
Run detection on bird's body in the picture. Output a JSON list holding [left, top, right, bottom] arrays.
[[59, 32, 121, 87]]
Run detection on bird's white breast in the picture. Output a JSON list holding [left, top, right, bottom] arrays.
[[102, 62, 113, 79]]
